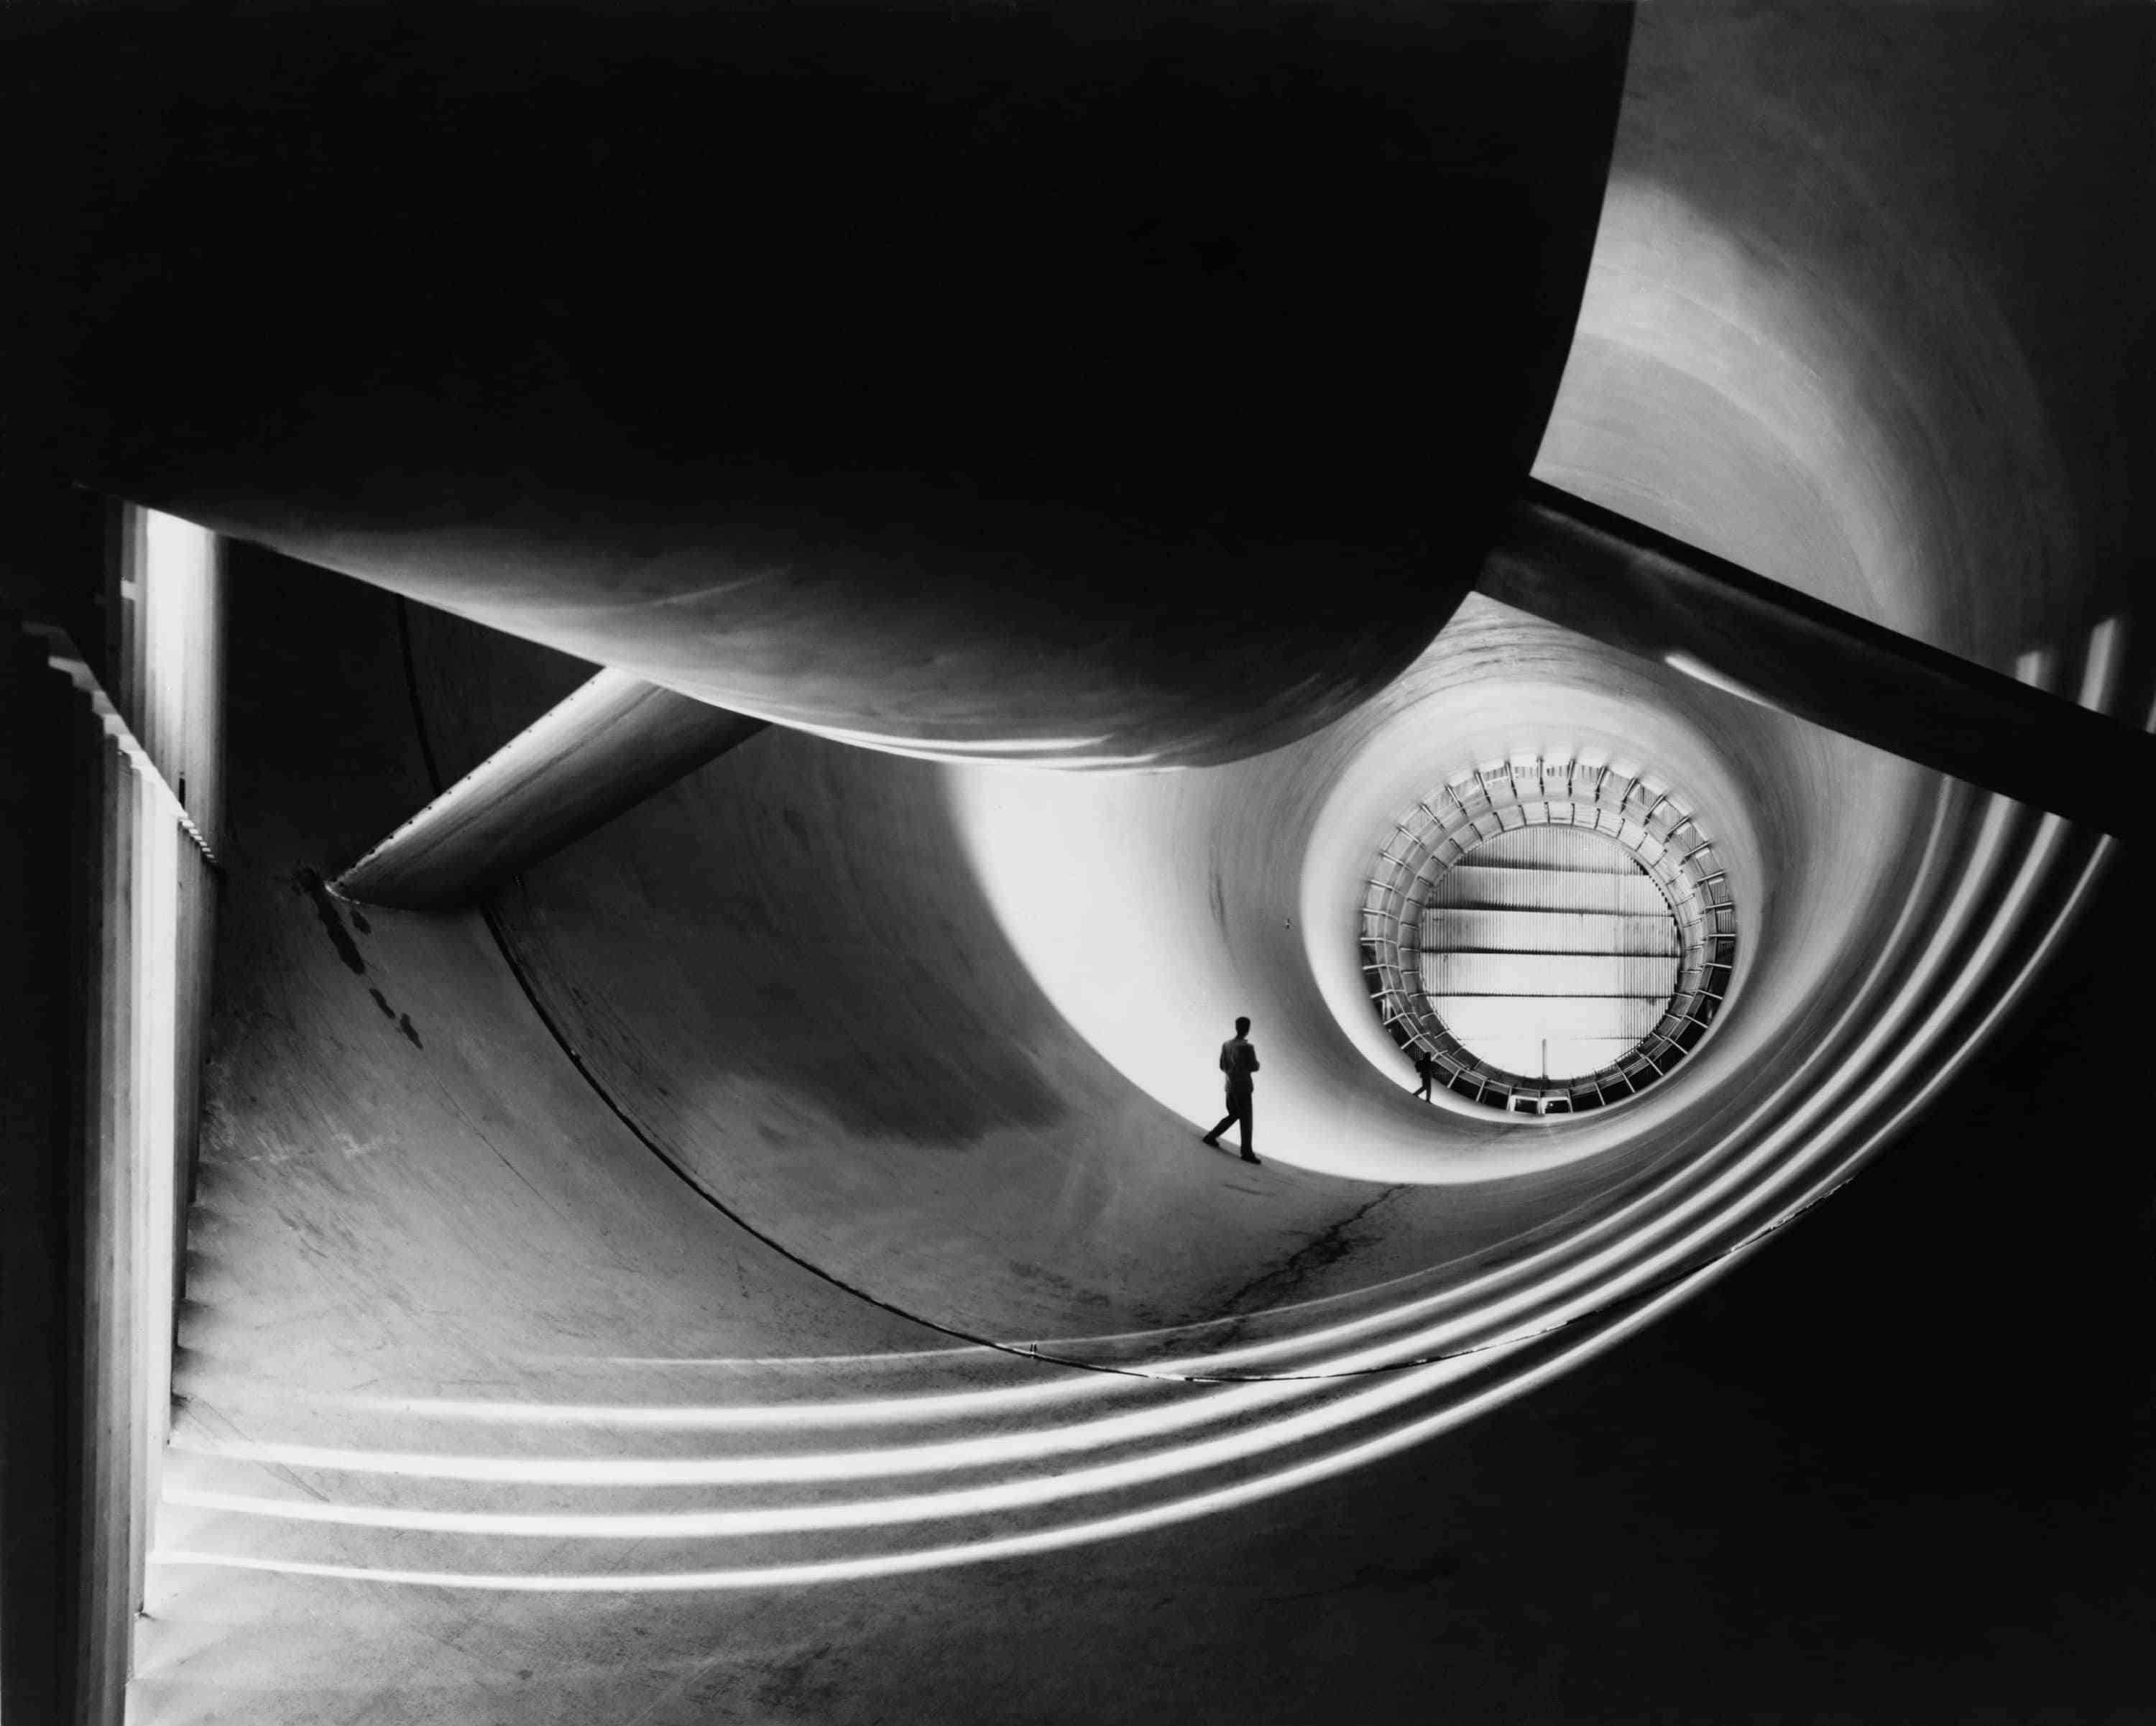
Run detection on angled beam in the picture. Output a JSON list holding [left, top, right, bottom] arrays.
[[1478, 479, 2150, 836], [337, 672, 765, 909]]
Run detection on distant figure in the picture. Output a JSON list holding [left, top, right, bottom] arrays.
[[1414, 1048, 1437, 1102], [1203, 1015, 1261, 1165]]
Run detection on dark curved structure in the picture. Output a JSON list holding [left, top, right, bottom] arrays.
[[4, 0, 1628, 766]]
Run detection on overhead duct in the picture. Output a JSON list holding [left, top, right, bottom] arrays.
[[2, 0, 1631, 767]]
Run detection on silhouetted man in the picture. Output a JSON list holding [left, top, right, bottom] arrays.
[[1203, 1015, 1261, 1164], [1414, 1048, 1437, 1102]]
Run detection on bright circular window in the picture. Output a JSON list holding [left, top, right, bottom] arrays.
[[1360, 755, 1736, 1116]]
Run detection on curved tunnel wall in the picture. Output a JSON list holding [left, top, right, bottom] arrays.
[[157, 565, 2127, 1613], [366, 0, 2156, 1386], [257, 0, 2147, 1377], [137, 0, 2156, 1665], [946, 607, 1901, 1187]]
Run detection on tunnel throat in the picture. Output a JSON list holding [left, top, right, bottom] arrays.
[[1361, 756, 1736, 1117]]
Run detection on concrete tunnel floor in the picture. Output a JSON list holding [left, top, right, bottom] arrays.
[[137, 557, 2156, 1722]]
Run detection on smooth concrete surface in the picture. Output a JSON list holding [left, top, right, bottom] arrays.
[[122, 4, 2156, 1720], [1533, 6, 2147, 657]]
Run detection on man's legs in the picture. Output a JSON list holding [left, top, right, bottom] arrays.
[[1204, 1094, 1258, 1163]]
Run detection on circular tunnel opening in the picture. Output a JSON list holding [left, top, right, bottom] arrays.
[[1361, 755, 1737, 1118]]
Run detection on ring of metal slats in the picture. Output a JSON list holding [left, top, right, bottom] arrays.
[[1360, 755, 1736, 1117]]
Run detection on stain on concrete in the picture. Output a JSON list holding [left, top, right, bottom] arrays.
[[293, 864, 420, 1049], [295, 867, 366, 975], [1005, 1259, 1115, 1315], [750, 1640, 849, 1718], [361, 966, 424, 1048], [1217, 1184, 1408, 1312]]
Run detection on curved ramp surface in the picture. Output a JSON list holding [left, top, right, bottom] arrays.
[[140, 559, 2144, 1718], [406, 602, 1648, 1356]]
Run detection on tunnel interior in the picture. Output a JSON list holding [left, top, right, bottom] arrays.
[[0, 2, 2150, 1721]]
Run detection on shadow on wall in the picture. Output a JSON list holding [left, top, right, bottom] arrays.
[[405, 604, 1074, 1149]]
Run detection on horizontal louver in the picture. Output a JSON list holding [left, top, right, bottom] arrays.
[[1424, 908, 1678, 956], [1423, 826, 1679, 1081], [1428, 994, 1670, 1042], [1421, 951, 1680, 997], [1450, 1035, 1643, 1080], [1430, 864, 1667, 917]]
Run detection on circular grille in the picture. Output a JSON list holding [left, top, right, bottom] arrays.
[[1360, 755, 1736, 1117]]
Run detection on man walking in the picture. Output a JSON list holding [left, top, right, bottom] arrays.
[[1203, 1015, 1261, 1165], [1414, 1048, 1438, 1101]]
